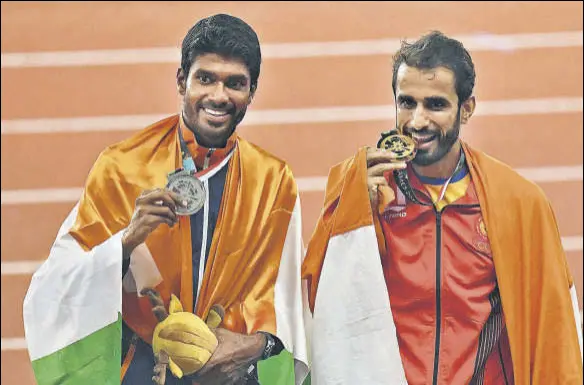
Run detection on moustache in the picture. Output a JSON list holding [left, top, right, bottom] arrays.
[[401, 127, 441, 136]]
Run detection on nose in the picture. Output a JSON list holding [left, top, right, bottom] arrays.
[[410, 106, 429, 131], [207, 83, 229, 106]]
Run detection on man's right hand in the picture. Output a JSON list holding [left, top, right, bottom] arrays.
[[122, 188, 186, 258], [366, 148, 407, 210]]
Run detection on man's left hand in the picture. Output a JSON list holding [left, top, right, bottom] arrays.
[[191, 328, 266, 385]]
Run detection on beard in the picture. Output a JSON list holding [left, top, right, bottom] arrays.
[[231, 104, 248, 129], [403, 110, 461, 166], [183, 103, 249, 148]]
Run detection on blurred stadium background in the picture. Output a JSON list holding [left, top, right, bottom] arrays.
[[1, 2, 582, 384]]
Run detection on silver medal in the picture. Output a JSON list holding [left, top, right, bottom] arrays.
[[166, 169, 205, 216]]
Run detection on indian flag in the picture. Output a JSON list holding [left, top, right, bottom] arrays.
[[23, 204, 123, 384], [23, 202, 311, 385], [302, 148, 407, 384], [310, 226, 407, 384]]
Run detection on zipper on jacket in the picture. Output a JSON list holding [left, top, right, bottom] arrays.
[[432, 208, 443, 385], [203, 148, 215, 170], [409, 186, 481, 385]]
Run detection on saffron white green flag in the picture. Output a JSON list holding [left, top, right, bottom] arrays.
[[23, 204, 123, 384], [23, 200, 311, 385]]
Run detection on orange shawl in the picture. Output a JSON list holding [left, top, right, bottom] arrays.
[[302, 142, 583, 384], [69, 115, 298, 343]]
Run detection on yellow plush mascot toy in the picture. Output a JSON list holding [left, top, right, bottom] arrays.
[[142, 288, 225, 384]]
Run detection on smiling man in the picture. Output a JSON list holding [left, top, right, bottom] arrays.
[[302, 31, 583, 384], [23, 14, 309, 385]]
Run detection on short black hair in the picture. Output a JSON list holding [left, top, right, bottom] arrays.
[[392, 31, 476, 105], [181, 14, 262, 93]]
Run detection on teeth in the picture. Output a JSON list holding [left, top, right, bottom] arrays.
[[412, 135, 436, 143], [204, 108, 228, 117]]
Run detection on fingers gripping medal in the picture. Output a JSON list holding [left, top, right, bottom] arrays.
[[166, 169, 205, 216], [376, 130, 417, 162], [376, 130, 431, 206]]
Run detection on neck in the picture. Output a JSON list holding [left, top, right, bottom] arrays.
[[413, 141, 462, 179]]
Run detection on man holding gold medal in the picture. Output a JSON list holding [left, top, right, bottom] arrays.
[[302, 31, 582, 384], [23, 14, 309, 385]]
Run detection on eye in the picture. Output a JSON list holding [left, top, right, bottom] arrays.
[[426, 99, 448, 110], [227, 79, 247, 91], [196, 74, 213, 85], [398, 98, 416, 109]]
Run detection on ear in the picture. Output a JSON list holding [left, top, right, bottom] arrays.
[[460, 96, 476, 124], [176, 68, 186, 96], [247, 84, 256, 106]]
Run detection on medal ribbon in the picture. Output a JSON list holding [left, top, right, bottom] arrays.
[[394, 148, 466, 207], [177, 125, 197, 172]]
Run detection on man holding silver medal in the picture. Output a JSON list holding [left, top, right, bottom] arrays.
[[23, 14, 309, 385], [302, 31, 582, 384]]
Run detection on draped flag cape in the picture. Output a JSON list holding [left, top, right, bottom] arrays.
[[302, 142, 582, 384], [24, 115, 310, 385]]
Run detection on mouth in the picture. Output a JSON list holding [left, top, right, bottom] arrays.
[[201, 107, 232, 124], [411, 133, 438, 149]]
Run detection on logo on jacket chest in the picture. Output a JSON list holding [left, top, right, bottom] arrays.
[[472, 217, 491, 253], [383, 188, 408, 220]]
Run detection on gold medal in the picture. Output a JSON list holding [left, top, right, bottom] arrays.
[[377, 131, 417, 162]]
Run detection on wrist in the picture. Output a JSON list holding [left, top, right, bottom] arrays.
[[249, 332, 267, 361], [121, 233, 136, 261], [256, 331, 277, 361]]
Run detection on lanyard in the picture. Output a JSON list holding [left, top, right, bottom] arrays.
[[177, 126, 217, 172], [177, 125, 197, 172], [394, 149, 466, 207]]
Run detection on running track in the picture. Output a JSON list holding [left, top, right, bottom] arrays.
[[1, 2, 582, 383]]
